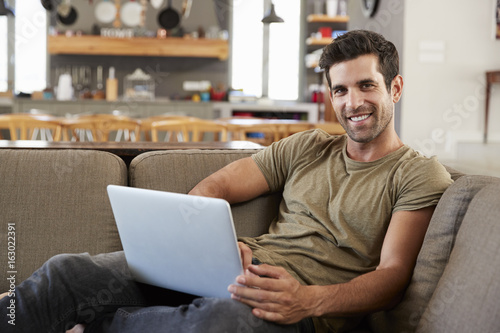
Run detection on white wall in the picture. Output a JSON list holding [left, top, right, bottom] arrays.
[[401, 0, 500, 159]]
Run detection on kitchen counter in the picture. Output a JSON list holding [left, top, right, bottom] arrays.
[[13, 99, 319, 122]]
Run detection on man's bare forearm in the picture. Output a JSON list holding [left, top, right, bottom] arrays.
[[188, 157, 270, 204], [308, 265, 409, 318]]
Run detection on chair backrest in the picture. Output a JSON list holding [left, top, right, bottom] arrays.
[[150, 119, 190, 142], [224, 122, 281, 146], [0, 113, 62, 141], [150, 119, 228, 142], [61, 114, 141, 142], [190, 120, 228, 142], [140, 115, 198, 141]]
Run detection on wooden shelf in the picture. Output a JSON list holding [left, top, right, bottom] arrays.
[[306, 37, 334, 46], [307, 15, 349, 23], [48, 35, 229, 60]]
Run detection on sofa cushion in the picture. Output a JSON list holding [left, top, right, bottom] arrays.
[[369, 175, 500, 332], [416, 182, 500, 332], [0, 149, 127, 292], [129, 150, 281, 238]]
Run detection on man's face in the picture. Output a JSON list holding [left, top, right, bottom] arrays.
[[328, 54, 400, 144]]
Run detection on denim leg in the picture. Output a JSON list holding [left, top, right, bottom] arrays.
[[0, 251, 148, 333], [105, 298, 315, 333]]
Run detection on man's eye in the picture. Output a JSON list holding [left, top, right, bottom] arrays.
[[333, 88, 346, 95]]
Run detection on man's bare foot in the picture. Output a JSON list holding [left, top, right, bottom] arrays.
[[66, 324, 86, 333], [0, 292, 9, 300]]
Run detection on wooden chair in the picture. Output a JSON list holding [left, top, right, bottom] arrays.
[[218, 117, 282, 146], [278, 122, 315, 139], [61, 114, 141, 142], [140, 115, 199, 141], [0, 114, 62, 141], [150, 119, 190, 142], [190, 120, 228, 142]]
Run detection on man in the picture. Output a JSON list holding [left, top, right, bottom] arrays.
[[0, 30, 452, 333]]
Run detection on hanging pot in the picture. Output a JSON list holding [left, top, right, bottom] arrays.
[[57, 0, 78, 26], [40, 0, 53, 11], [0, 0, 15, 16], [158, 0, 180, 30]]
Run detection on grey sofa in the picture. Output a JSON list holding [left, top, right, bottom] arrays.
[[0, 148, 499, 332]]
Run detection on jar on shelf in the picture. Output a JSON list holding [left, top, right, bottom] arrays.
[[123, 68, 155, 101]]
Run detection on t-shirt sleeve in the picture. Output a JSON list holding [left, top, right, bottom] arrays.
[[392, 156, 453, 213]]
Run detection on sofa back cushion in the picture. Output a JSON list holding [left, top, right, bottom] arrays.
[[0, 150, 127, 291], [129, 150, 281, 238], [369, 175, 500, 332], [417, 181, 500, 332]]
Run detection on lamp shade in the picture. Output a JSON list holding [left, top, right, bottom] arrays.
[[0, 0, 14, 16], [262, 3, 284, 23]]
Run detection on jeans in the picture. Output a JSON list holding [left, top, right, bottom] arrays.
[[0, 251, 315, 333]]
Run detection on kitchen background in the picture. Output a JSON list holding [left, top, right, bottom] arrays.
[[48, 0, 230, 101]]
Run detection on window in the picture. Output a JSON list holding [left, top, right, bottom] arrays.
[[14, 0, 47, 93], [0, 16, 8, 92], [231, 0, 301, 101]]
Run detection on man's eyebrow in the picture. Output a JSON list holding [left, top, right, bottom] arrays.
[[331, 84, 345, 91], [357, 79, 378, 85], [331, 79, 378, 91]]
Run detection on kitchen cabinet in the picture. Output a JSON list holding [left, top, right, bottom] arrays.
[[13, 99, 215, 119], [212, 102, 318, 121], [48, 35, 229, 60]]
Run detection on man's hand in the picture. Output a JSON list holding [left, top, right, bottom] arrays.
[[238, 242, 253, 272], [228, 264, 318, 324]]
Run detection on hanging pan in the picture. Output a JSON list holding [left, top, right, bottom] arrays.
[[158, 0, 180, 30], [40, 0, 53, 11], [57, 0, 78, 26]]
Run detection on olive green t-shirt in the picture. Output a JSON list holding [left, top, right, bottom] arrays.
[[240, 130, 452, 332]]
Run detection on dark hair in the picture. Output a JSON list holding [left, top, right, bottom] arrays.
[[319, 30, 399, 92]]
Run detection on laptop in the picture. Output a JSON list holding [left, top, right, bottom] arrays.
[[107, 185, 243, 299]]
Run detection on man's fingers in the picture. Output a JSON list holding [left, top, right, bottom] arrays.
[[238, 242, 253, 270], [247, 264, 289, 280]]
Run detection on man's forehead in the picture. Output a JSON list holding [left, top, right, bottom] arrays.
[[329, 55, 383, 85]]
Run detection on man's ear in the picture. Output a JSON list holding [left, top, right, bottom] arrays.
[[391, 75, 403, 103]]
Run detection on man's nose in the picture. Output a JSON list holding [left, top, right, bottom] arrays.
[[345, 90, 364, 110]]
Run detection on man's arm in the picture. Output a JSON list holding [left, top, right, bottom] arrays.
[[228, 206, 435, 323], [188, 157, 270, 204]]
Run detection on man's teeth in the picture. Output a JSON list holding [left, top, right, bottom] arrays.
[[350, 114, 370, 122]]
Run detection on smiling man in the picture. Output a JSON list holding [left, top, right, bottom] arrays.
[[0, 30, 452, 333]]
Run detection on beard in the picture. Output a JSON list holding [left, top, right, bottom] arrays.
[[338, 99, 394, 144]]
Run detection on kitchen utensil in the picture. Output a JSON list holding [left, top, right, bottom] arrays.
[[113, 0, 121, 28], [182, 0, 192, 19], [158, 0, 180, 30], [57, 0, 78, 25], [40, 0, 53, 11], [0, 0, 14, 16], [140, 0, 147, 28], [120, 0, 142, 27], [150, 0, 163, 9], [56, 73, 74, 101], [95, 0, 117, 24]]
